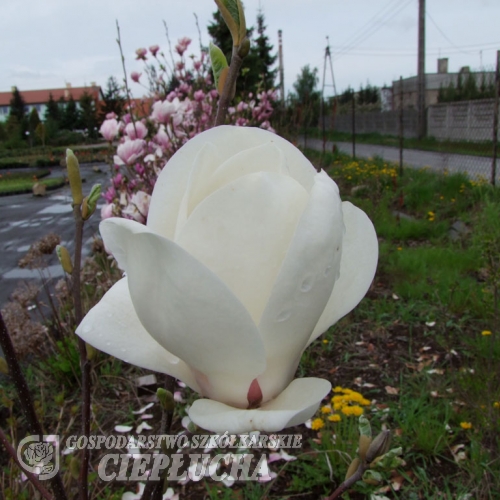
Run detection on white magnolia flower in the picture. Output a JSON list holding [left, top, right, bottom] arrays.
[[76, 126, 378, 433]]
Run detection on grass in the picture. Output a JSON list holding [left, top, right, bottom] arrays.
[[310, 127, 499, 158], [0, 169, 66, 195], [1, 147, 500, 498]]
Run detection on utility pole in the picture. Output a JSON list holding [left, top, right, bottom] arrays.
[[278, 30, 285, 104], [321, 37, 337, 153], [417, 0, 426, 139]]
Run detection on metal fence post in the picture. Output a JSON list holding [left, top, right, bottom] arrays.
[[491, 50, 500, 186], [352, 94, 356, 159], [399, 76, 404, 177]]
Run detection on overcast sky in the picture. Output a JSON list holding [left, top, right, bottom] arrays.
[[1, 0, 499, 100]]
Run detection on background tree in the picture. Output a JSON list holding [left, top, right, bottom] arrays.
[[8, 87, 27, 140], [61, 96, 79, 130], [28, 108, 41, 145], [78, 92, 98, 139], [249, 11, 277, 90], [207, 9, 276, 96], [289, 65, 320, 133], [98, 76, 126, 122], [44, 93, 61, 141]]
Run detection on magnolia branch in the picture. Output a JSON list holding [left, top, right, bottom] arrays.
[[0, 312, 68, 500], [214, 45, 244, 126], [324, 461, 367, 500], [72, 205, 91, 500]]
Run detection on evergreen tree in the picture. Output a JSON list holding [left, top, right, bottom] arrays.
[[338, 86, 355, 105], [207, 9, 276, 96], [79, 92, 98, 139], [9, 87, 26, 123], [99, 77, 126, 122], [28, 108, 41, 145], [44, 93, 60, 122], [463, 73, 479, 100], [61, 96, 79, 130], [250, 11, 277, 90]]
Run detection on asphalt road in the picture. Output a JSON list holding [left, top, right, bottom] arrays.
[[0, 163, 110, 310], [301, 137, 500, 183]]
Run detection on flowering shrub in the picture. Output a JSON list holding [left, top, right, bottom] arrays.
[[100, 37, 278, 221]]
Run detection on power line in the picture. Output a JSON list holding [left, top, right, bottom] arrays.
[[333, 0, 413, 61], [426, 10, 475, 55]]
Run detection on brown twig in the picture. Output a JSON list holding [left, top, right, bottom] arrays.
[[0, 312, 68, 500], [214, 45, 244, 127], [0, 427, 55, 500], [72, 205, 91, 500], [116, 20, 137, 132], [324, 460, 367, 500], [140, 375, 176, 500]]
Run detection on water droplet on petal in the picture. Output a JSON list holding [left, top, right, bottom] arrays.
[[276, 309, 291, 322], [300, 277, 313, 292]]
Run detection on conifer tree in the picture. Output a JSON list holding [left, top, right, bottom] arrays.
[[61, 96, 79, 130], [9, 87, 27, 123], [79, 92, 98, 139]]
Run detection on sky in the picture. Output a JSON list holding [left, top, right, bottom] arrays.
[[1, 0, 499, 100]]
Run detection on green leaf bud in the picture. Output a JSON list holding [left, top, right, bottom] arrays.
[[209, 42, 229, 95], [157, 388, 175, 412], [0, 357, 8, 375], [362, 469, 383, 485], [238, 37, 250, 58], [82, 184, 102, 220], [69, 456, 80, 480]]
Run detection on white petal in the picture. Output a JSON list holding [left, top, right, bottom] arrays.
[[309, 202, 378, 344], [257, 171, 343, 401], [76, 278, 199, 391], [115, 425, 133, 433], [147, 126, 317, 238], [101, 220, 267, 408], [176, 171, 309, 323], [188, 378, 331, 433]]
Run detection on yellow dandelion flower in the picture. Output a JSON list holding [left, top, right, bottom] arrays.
[[482, 330, 492, 336], [332, 386, 344, 393], [311, 418, 325, 431], [322, 339, 329, 344], [328, 414, 342, 422], [493, 402, 500, 409], [321, 405, 332, 414], [341, 406, 356, 416], [360, 398, 371, 406], [460, 422, 472, 430], [397, 247, 403, 251], [350, 406, 364, 416]]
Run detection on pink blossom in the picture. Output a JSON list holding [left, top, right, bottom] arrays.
[[193, 60, 202, 71], [117, 139, 146, 165], [154, 126, 170, 149], [131, 71, 141, 83], [112, 173, 123, 188], [136, 48, 147, 60], [124, 121, 148, 140], [151, 98, 185, 124], [99, 118, 119, 142], [106, 112, 117, 120], [149, 44, 160, 56], [122, 191, 151, 223], [193, 90, 205, 102], [175, 37, 191, 56], [103, 186, 116, 203], [237, 101, 248, 112], [101, 204, 114, 220]]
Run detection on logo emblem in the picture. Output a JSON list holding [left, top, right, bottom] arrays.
[[17, 435, 59, 480]]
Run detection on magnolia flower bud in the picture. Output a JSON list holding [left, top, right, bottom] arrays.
[[238, 37, 250, 58], [56, 245, 73, 274], [345, 457, 360, 480], [66, 149, 83, 205], [358, 434, 372, 461], [366, 430, 392, 464]]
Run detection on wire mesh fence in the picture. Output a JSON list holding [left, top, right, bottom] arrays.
[[313, 53, 500, 185]]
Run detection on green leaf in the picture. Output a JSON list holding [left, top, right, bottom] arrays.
[[214, 0, 246, 45], [209, 42, 229, 94], [358, 415, 372, 438]]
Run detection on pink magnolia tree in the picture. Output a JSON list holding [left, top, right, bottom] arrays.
[[100, 37, 278, 222]]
